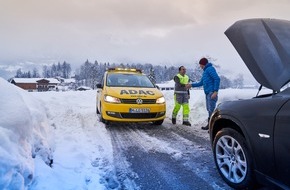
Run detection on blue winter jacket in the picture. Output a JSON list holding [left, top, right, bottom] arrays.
[[191, 63, 220, 94]]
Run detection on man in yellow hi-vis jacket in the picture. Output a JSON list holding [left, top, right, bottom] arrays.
[[172, 66, 191, 126]]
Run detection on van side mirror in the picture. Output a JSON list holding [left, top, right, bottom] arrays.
[[96, 83, 103, 88]]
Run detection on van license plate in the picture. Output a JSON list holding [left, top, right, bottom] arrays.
[[129, 108, 150, 113]]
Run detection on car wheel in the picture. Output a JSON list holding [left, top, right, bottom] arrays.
[[99, 103, 108, 124], [153, 119, 163, 125], [213, 128, 255, 189], [96, 104, 100, 114]]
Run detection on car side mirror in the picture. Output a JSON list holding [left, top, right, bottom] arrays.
[[96, 83, 103, 89]]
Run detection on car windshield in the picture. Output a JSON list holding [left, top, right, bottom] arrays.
[[106, 73, 155, 88]]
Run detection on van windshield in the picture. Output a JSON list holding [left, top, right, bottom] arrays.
[[106, 73, 155, 88]]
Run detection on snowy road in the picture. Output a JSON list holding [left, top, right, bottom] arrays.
[[104, 122, 230, 190], [30, 90, 235, 190]]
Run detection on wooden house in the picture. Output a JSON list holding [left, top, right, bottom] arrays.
[[11, 78, 60, 92]]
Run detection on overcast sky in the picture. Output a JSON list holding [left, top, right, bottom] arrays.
[[1, 0, 290, 81]]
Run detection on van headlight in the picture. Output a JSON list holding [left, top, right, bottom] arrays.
[[104, 95, 121, 103], [156, 96, 165, 104]]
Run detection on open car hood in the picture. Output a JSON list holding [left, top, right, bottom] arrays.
[[225, 18, 290, 91]]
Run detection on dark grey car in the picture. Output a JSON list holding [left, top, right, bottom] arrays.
[[209, 18, 290, 189]]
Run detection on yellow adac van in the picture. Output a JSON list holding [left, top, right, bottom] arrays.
[[96, 68, 166, 125]]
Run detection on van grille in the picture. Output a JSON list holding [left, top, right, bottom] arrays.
[[120, 99, 156, 104]]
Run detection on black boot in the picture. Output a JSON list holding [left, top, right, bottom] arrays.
[[182, 121, 191, 126], [201, 124, 209, 130], [201, 117, 209, 130], [172, 118, 176, 124]]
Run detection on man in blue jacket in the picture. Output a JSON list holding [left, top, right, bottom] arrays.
[[188, 58, 220, 130]]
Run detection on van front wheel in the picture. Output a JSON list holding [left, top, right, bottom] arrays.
[[153, 120, 163, 125]]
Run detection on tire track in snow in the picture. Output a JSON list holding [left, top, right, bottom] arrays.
[[107, 125, 140, 190], [140, 121, 231, 190], [106, 123, 222, 190]]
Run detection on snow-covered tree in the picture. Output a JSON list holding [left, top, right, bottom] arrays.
[[220, 75, 231, 89], [232, 74, 244, 89], [15, 69, 23, 78]]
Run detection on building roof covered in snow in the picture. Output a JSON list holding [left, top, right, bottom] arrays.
[[12, 78, 60, 84]]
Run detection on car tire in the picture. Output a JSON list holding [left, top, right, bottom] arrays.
[[153, 119, 163, 125], [213, 128, 255, 189], [99, 103, 108, 124]]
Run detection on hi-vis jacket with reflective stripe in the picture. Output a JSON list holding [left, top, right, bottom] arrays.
[[174, 74, 189, 94]]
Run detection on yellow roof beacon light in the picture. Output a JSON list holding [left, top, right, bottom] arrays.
[[107, 67, 142, 73]]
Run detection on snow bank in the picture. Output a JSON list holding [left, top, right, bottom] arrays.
[[163, 88, 265, 126], [0, 78, 53, 190], [30, 90, 111, 190]]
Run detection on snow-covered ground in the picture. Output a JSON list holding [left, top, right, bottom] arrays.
[[0, 78, 271, 190]]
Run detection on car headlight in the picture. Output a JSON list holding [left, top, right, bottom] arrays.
[[104, 95, 121, 103], [156, 96, 165, 104]]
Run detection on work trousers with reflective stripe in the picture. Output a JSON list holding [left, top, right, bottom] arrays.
[[172, 93, 189, 122]]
